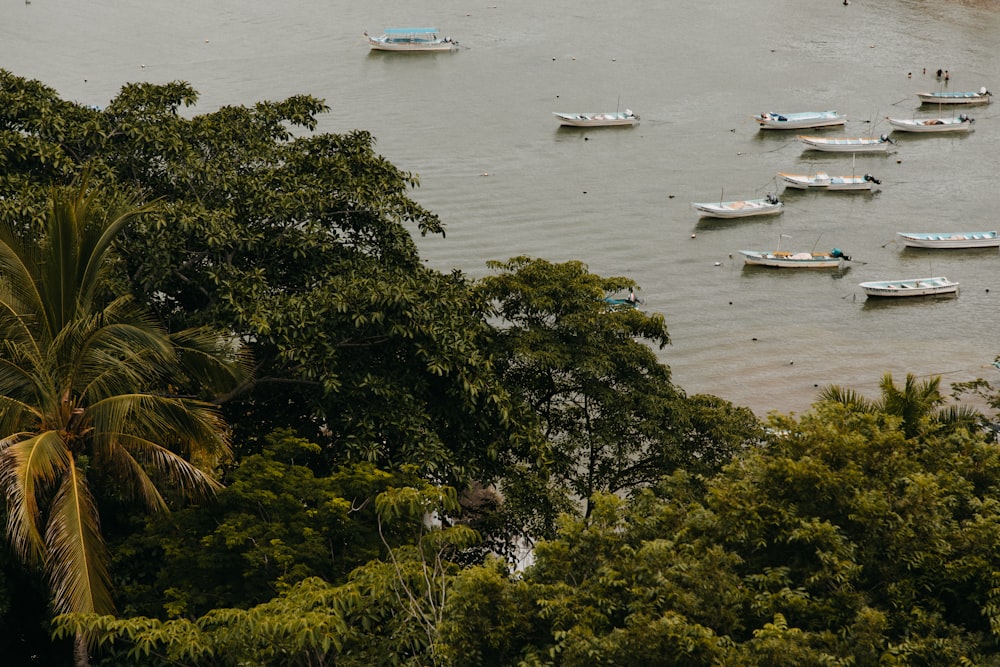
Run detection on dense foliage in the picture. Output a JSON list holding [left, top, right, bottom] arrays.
[[4, 70, 998, 667]]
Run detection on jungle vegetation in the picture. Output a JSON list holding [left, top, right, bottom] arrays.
[[1, 70, 999, 666]]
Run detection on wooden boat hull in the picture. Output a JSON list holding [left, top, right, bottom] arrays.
[[917, 91, 991, 105], [859, 277, 959, 297], [896, 231, 1000, 248], [368, 39, 457, 51], [691, 198, 783, 219], [740, 250, 846, 268], [887, 117, 973, 133], [553, 112, 638, 127], [778, 172, 877, 191], [798, 136, 891, 152], [753, 111, 846, 130]]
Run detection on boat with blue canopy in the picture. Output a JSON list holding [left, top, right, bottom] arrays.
[[365, 28, 458, 51]]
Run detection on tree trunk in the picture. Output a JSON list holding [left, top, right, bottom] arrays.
[[74, 631, 90, 667]]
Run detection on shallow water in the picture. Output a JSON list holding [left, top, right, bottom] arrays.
[[4, 0, 1000, 415]]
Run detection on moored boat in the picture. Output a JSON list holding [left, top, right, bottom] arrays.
[[896, 231, 1000, 249], [752, 110, 846, 130], [691, 194, 783, 219], [859, 277, 959, 298], [886, 114, 974, 133], [740, 247, 850, 268], [916, 88, 991, 105], [365, 28, 458, 51], [798, 135, 894, 152], [553, 110, 639, 127], [778, 171, 880, 191]]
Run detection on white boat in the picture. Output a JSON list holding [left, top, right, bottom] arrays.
[[798, 135, 893, 152], [752, 110, 846, 130], [896, 231, 1000, 249], [740, 247, 850, 268], [553, 110, 639, 127], [859, 277, 959, 298], [365, 28, 458, 51], [778, 171, 880, 191], [691, 194, 783, 219], [916, 88, 991, 105], [886, 114, 974, 133]]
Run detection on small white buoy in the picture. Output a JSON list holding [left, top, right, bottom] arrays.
[[691, 233, 696, 238], [714, 262, 722, 266]]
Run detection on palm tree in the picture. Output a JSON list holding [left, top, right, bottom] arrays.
[[818, 372, 982, 439], [0, 178, 245, 663]]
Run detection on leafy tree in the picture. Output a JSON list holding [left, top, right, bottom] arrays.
[[0, 180, 245, 663], [476, 256, 760, 525], [0, 70, 533, 488], [439, 401, 1000, 666], [110, 430, 442, 619], [55, 481, 479, 666]]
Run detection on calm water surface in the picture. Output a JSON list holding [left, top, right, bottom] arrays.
[[4, 0, 1000, 416]]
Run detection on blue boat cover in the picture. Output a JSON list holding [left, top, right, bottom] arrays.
[[384, 28, 439, 34]]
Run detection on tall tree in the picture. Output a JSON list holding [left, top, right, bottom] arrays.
[[476, 256, 759, 526], [0, 71, 532, 487], [0, 179, 244, 660]]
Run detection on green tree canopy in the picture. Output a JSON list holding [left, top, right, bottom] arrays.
[[476, 256, 760, 527], [440, 401, 1000, 666], [0, 71, 534, 487]]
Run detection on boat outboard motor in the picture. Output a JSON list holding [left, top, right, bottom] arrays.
[[831, 248, 851, 261], [879, 133, 896, 145], [863, 173, 881, 185], [959, 113, 974, 123], [765, 193, 780, 205]]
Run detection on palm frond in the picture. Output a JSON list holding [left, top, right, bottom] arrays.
[[815, 384, 876, 412], [107, 434, 223, 510], [88, 393, 231, 469], [169, 326, 251, 395], [44, 462, 114, 615], [0, 431, 71, 564]]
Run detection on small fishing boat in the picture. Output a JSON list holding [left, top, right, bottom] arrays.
[[896, 231, 1000, 249], [603, 290, 641, 308], [859, 277, 959, 298], [916, 88, 991, 105], [752, 110, 847, 130], [798, 135, 894, 152], [886, 114, 974, 133], [365, 28, 458, 51], [740, 247, 850, 269], [553, 110, 639, 127], [691, 194, 783, 219], [778, 171, 880, 191]]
